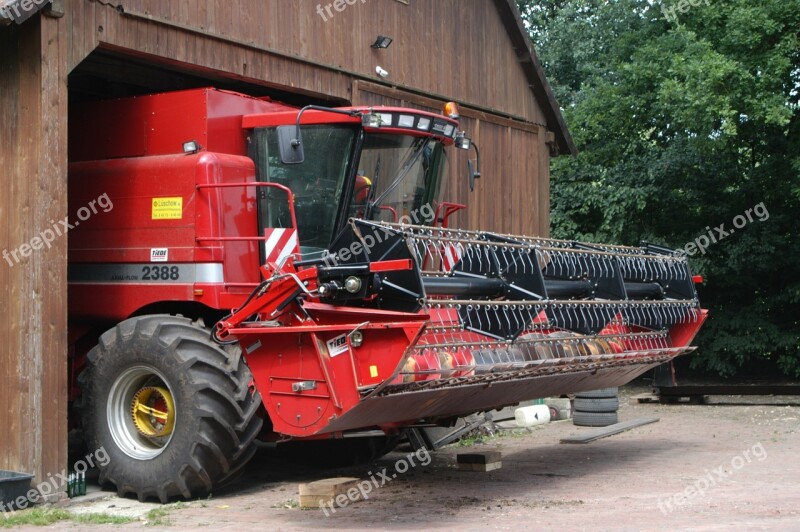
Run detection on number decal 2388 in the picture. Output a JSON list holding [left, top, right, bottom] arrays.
[[142, 265, 180, 281]]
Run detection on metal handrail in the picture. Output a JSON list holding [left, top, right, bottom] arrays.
[[195, 182, 298, 243]]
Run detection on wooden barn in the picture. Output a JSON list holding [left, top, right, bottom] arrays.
[[0, 0, 574, 496]]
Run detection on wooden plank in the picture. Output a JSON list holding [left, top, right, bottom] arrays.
[[0, 16, 21, 477], [13, 13, 41, 483], [40, 12, 69, 500], [560, 418, 660, 444], [298, 477, 361, 509], [457, 451, 502, 464], [538, 120, 550, 236], [458, 462, 502, 472], [457, 452, 502, 472]]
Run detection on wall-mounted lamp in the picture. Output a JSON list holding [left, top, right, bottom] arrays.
[[370, 35, 393, 49]]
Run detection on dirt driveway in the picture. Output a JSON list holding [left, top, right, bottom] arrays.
[[19, 384, 800, 531]]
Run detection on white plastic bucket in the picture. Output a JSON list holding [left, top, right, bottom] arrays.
[[514, 404, 551, 427]]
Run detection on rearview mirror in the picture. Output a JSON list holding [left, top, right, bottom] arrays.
[[455, 132, 481, 190], [277, 125, 304, 164], [468, 159, 481, 192]]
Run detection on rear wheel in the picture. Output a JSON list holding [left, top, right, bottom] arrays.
[[77, 315, 263, 502]]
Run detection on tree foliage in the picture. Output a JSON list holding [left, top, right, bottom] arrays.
[[517, 0, 800, 377]]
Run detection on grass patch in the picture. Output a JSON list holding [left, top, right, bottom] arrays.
[[0, 507, 135, 528], [0, 508, 71, 528], [454, 433, 491, 447], [270, 499, 299, 509], [145, 506, 172, 527], [72, 512, 136, 525], [143, 502, 189, 527], [451, 425, 533, 447]]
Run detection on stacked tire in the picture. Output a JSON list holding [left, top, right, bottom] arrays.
[[573, 387, 619, 427]]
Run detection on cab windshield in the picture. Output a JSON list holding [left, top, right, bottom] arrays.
[[349, 134, 447, 224], [252, 125, 356, 255]]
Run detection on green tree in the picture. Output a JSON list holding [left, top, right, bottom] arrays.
[[518, 0, 800, 377]]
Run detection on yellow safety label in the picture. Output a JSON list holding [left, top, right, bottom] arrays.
[[370, 365, 379, 378], [152, 197, 183, 220]]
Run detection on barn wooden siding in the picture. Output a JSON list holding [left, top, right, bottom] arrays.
[[0, 16, 68, 495], [0, 0, 569, 490]]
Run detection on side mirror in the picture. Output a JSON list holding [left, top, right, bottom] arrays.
[[468, 158, 481, 192], [277, 125, 304, 164], [279, 105, 362, 165], [455, 132, 481, 191]]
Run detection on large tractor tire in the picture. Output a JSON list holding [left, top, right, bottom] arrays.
[[77, 315, 263, 502]]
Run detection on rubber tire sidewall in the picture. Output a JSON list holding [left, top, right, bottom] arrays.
[[79, 315, 262, 501], [572, 411, 619, 427], [575, 387, 619, 399], [574, 397, 620, 413]]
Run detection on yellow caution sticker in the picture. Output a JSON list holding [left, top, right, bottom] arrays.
[[370, 365, 379, 378], [152, 197, 183, 220]]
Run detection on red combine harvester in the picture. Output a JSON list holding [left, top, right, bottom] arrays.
[[68, 88, 707, 502]]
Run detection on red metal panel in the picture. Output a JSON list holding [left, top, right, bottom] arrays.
[[70, 89, 209, 161], [68, 150, 264, 328], [669, 308, 709, 348], [69, 88, 294, 162], [69, 154, 200, 263], [241, 313, 427, 437]]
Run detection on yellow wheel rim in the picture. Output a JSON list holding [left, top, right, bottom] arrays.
[[131, 386, 176, 438]]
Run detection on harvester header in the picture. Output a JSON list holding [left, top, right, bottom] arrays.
[[215, 218, 706, 437]]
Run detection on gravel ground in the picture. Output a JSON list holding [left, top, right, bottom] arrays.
[[15, 383, 800, 531]]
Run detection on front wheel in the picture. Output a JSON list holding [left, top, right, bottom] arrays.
[[77, 315, 263, 502]]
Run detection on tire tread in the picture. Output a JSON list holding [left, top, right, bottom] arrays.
[[78, 315, 263, 502]]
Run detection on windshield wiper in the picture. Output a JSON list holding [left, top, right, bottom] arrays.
[[370, 138, 428, 208]]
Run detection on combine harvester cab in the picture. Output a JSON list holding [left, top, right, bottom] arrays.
[[216, 217, 708, 438]]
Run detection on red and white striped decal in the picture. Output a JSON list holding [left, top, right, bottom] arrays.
[[263, 228, 299, 265], [442, 242, 463, 272]]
